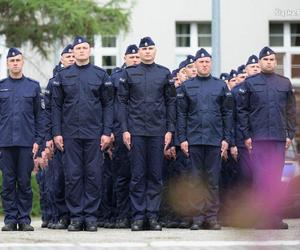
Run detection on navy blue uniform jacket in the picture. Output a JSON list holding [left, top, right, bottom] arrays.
[[51, 63, 114, 139], [0, 76, 43, 147], [176, 75, 233, 146], [118, 62, 176, 136]]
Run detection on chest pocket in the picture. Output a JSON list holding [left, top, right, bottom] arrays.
[[276, 85, 289, 106], [209, 91, 221, 111], [130, 76, 143, 97], [88, 81, 101, 99], [186, 87, 198, 111], [23, 93, 36, 112], [62, 81, 77, 97], [250, 84, 266, 106], [0, 91, 11, 115], [130, 76, 143, 85]]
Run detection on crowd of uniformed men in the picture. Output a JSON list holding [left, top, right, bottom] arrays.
[[0, 35, 296, 232]]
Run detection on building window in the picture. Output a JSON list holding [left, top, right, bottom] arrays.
[[102, 56, 116, 75], [102, 36, 117, 48], [93, 35, 119, 74], [291, 54, 300, 78], [197, 23, 211, 47], [275, 53, 284, 75], [269, 23, 284, 46], [291, 23, 300, 47], [176, 23, 190, 47], [269, 22, 300, 82], [175, 22, 211, 68]]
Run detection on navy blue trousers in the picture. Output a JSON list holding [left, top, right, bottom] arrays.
[[113, 135, 131, 220], [189, 145, 221, 223], [63, 138, 103, 223], [130, 136, 164, 220], [0, 147, 33, 224], [235, 147, 253, 192], [36, 169, 52, 223], [97, 153, 116, 222], [251, 141, 285, 222], [44, 160, 58, 223], [53, 149, 69, 221]]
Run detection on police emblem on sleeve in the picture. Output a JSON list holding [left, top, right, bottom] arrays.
[[239, 88, 246, 94]]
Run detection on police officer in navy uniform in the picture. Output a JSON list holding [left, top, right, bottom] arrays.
[[0, 48, 44, 231], [237, 47, 296, 229], [110, 44, 140, 228], [177, 48, 233, 230], [245, 55, 261, 76], [52, 36, 114, 232], [41, 44, 75, 230], [231, 55, 261, 193], [118, 37, 176, 231]]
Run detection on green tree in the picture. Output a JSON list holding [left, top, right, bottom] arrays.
[[0, 0, 130, 57]]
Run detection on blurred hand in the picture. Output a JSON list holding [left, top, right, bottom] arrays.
[[244, 138, 252, 153], [123, 131, 131, 150], [221, 150, 228, 161], [100, 135, 111, 151], [54, 135, 64, 152], [285, 138, 292, 150], [32, 143, 39, 159], [106, 147, 113, 160], [110, 133, 115, 143], [164, 148, 172, 160], [45, 140, 54, 160], [46, 140, 54, 151], [170, 146, 176, 160], [180, 141, 189, 157], [230, 146, 238, 162], [164, 132, 172, 151]]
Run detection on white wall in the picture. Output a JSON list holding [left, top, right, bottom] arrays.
[[1, 0, 299, 86], [220, 0, 300, 72]]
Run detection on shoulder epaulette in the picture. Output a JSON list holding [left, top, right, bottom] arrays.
[[275, 73, 289, 80], [156, 64, 170, 72], [92, 64, 107, 73], [26, 77, 40, 85], [110, 67, 123, 76]]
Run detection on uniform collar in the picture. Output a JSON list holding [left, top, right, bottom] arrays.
[[141, 62, 155, 68], [197, 74, 212, 80], [75, 62, 91, 69], [9, 75, 24, 81]]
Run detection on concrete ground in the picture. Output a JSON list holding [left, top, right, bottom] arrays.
[[0, 218, 299, 249]]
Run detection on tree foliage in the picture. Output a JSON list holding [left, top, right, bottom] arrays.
[[0, 0, 130, 57]]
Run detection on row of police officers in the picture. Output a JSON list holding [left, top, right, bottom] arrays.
[[0, 35, 296, 231]]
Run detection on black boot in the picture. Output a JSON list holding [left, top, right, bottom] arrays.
[[149, 219, 162, 231], [18, 223, 34, 231], [1, 223, 18, 231], [67, 221, 83, 232], [131, 220, 144, 231]]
